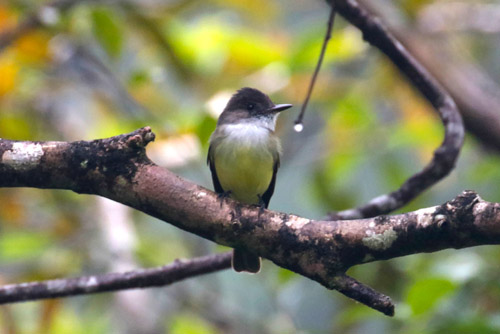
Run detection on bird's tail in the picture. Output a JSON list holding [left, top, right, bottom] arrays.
[[232, 249, 261, 273]]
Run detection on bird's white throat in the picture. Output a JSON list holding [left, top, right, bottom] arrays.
[[220, 122, 273, 146]]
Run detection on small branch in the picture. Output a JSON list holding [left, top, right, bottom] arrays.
[[0, 252, 232, 304], [327, 0, 464, 220], [0, 0, 84, 53], [333, 274, 394, 316]]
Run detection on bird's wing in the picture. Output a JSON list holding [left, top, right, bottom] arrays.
[[207, 144, 224, 194], [261, 155, 280, 208]]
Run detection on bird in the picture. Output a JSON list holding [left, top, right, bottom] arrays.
[[207, 87, 292, 273]]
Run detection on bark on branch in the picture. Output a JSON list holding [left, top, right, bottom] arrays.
[[1, 128, 498, 316]]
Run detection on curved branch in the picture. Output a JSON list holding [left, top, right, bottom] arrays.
[[0, 252, 231, 304], [1, 128, 498, 315], [327, 0, 464, 220]]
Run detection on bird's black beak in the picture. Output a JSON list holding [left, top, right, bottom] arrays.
[[267, 104, 293, 113]]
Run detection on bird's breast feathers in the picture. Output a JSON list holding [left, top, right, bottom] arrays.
[[211, 123, 281, 204]]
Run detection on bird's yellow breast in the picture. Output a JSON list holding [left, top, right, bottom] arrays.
[[212, 123, 279, 204]]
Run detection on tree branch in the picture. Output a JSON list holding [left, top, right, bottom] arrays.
[[327, 0, 464, 220], [0, 252, 231, 304], [1, 128, 498, 315]]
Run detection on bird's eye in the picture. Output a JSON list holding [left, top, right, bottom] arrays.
[[247, 103, 255, 110]]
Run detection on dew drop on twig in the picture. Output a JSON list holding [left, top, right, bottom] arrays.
[[294, 123, 304, 133]]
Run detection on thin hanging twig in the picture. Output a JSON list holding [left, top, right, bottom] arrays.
[[294, 2, 337, 130]]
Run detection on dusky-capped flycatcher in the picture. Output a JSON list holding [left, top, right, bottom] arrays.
[[207, 87, 292, 273]]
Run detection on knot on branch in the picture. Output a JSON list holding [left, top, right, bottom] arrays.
[[105, 127, 155, 153], [125, 127, 155, 148], [443, 190, 480, 226], [447, 190, 480, 212], [68, 127, 156, 194], [433, 190, 481, 246]]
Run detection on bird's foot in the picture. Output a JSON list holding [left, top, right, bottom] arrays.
[[257, 195, 266, 218], [217, 190, 232, 208]]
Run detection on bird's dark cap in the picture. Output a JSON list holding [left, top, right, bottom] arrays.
[[235, 87, 271, 102], [224, 87, 273, 112]]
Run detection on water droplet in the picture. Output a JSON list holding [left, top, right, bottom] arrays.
[[38, 6, 60, 26], [294, 123, 304, 133]]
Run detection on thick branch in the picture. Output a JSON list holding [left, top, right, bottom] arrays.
[[1, 129, 499, 315], [327, 0, 464, 219], [0, 253, 231, 304]]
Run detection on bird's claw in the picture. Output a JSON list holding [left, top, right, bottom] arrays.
[[257, 195, 266, 218], [217, 191, 232, 208]]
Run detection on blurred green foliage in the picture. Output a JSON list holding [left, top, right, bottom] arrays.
[[406, 277, 457, 315], [1, 0, 500, 333], [91, 7, 124, 59]]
